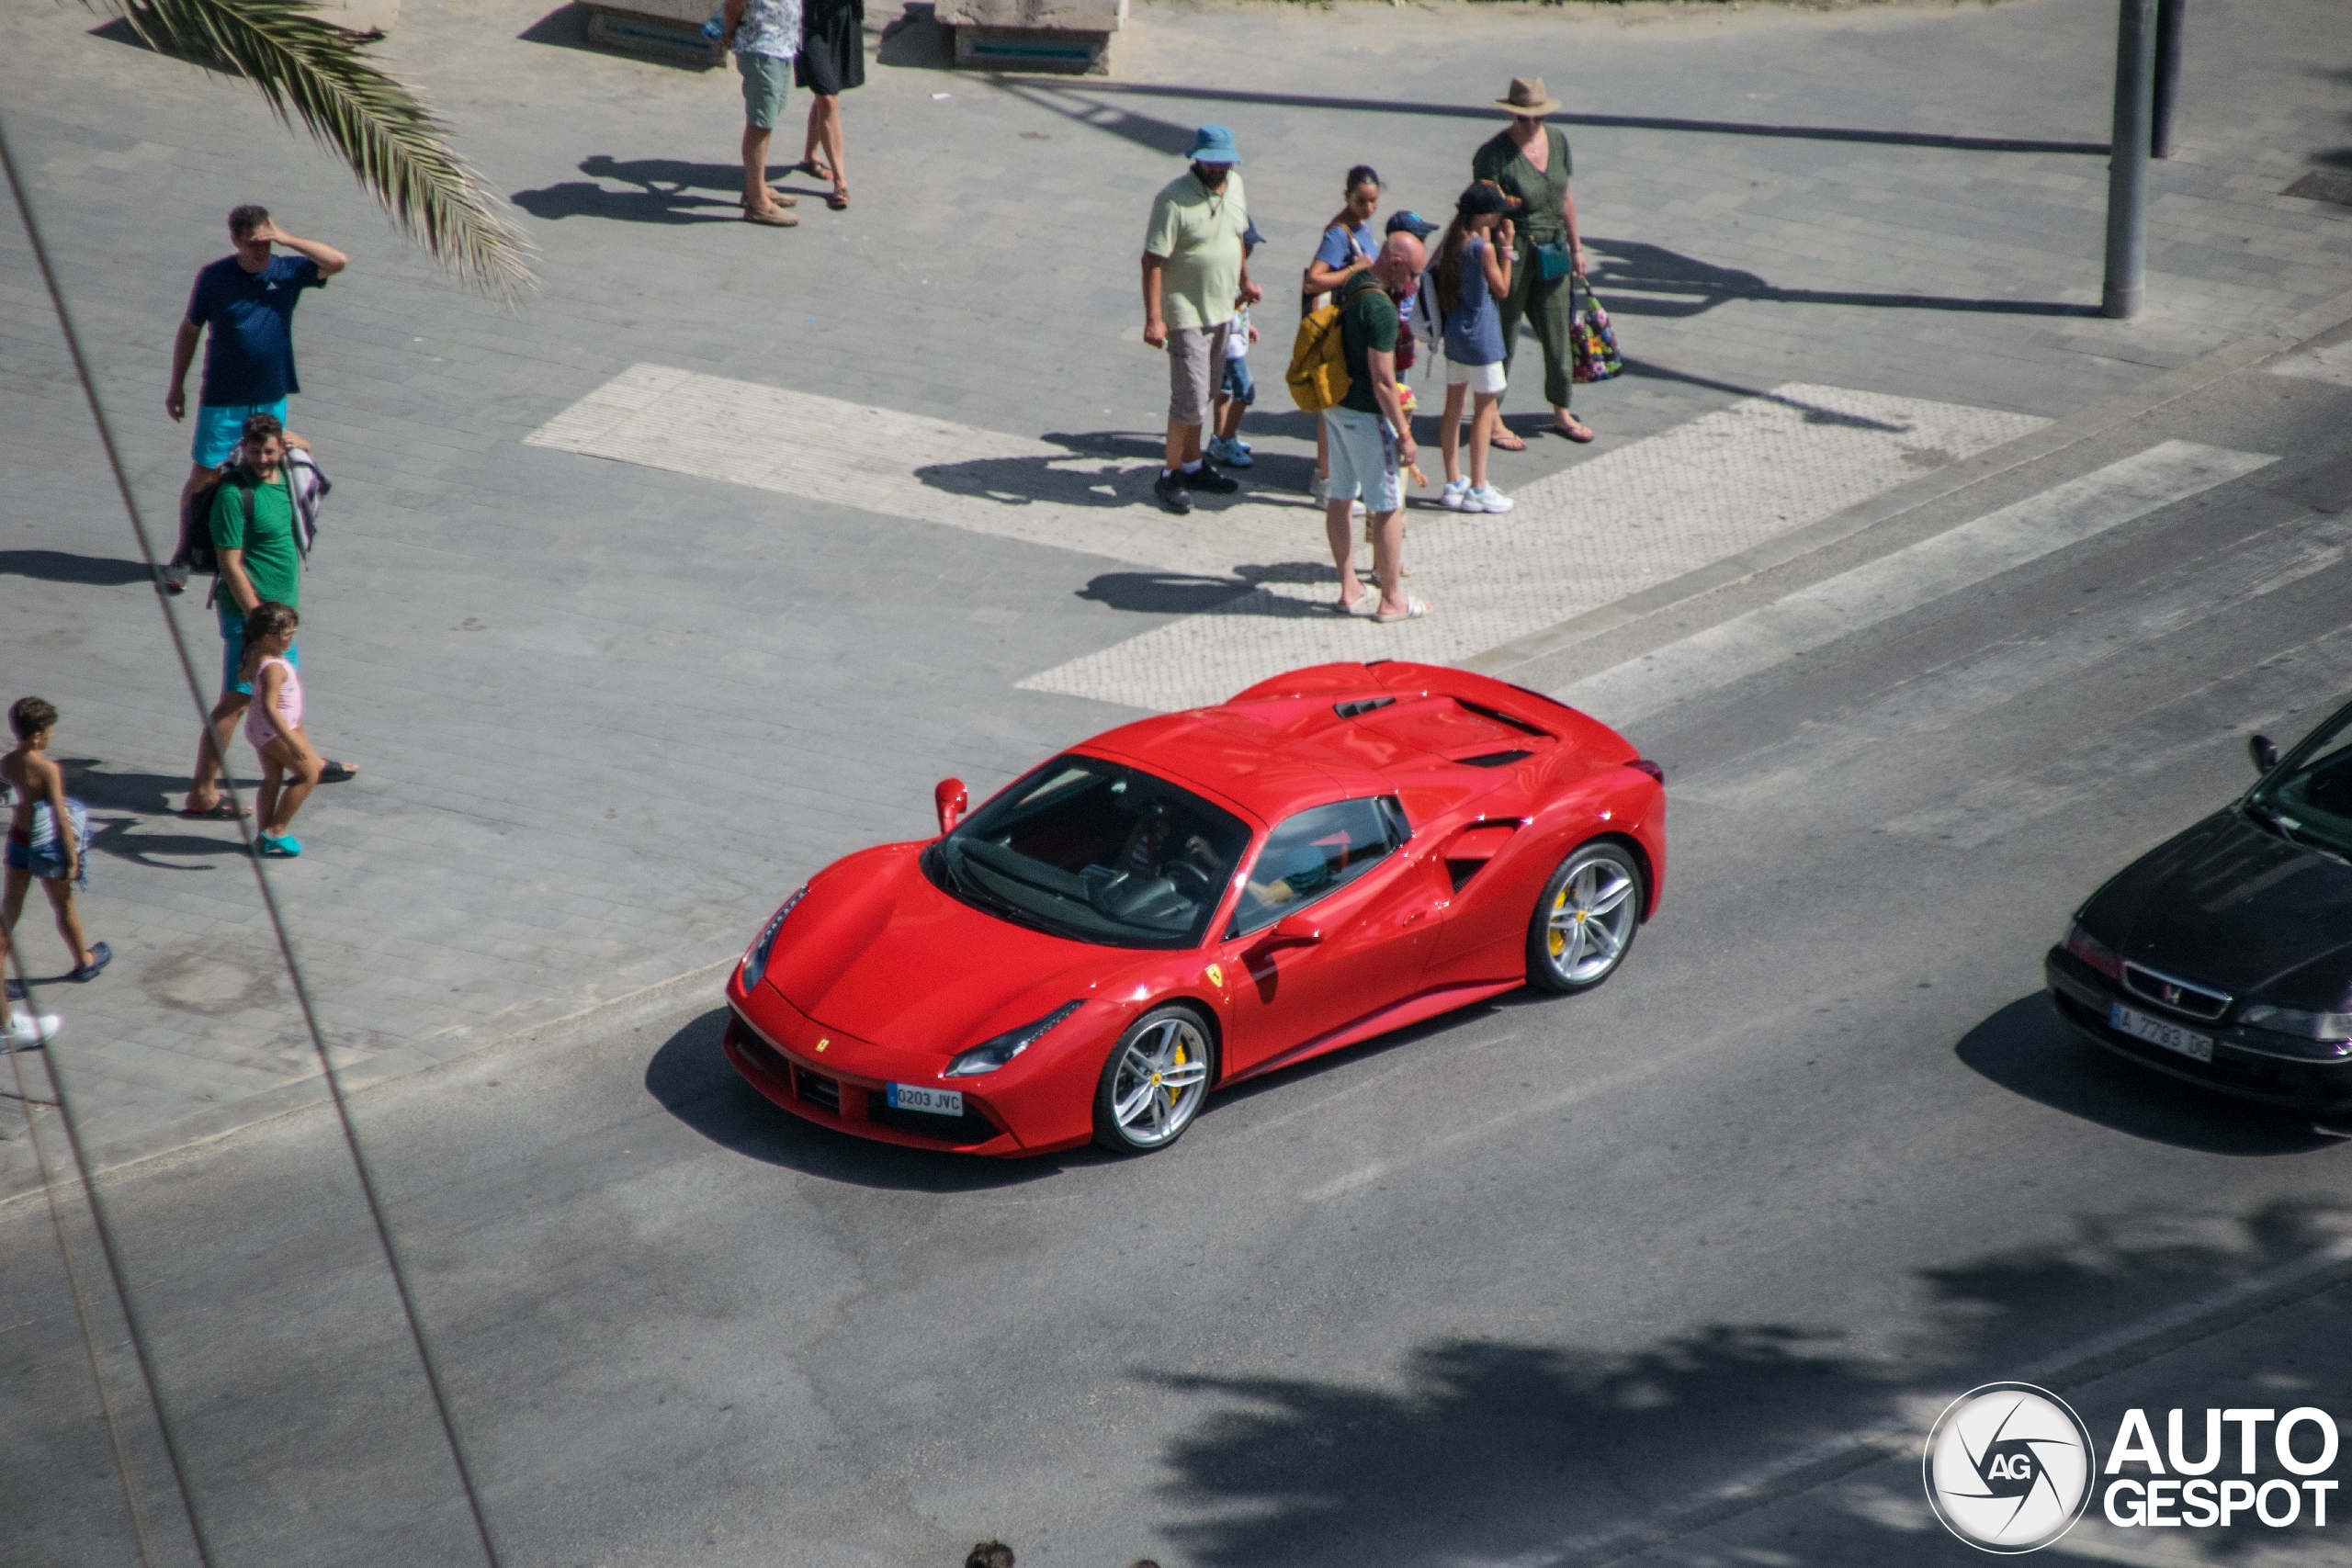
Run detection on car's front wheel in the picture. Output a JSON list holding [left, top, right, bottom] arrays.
[[1526, 840, 1645, 994], [1092, 1005, 1216, 1154]]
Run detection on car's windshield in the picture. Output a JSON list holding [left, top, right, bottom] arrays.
[[927, 755, 1253, 948], [2248, 698, 2352, 857]]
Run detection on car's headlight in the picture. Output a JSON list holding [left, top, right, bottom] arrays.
[[2240, 1004, 2352, 1046], [945, 1000, 1083, 1077], [741, 886, 807, 988], [2060, 921, 2121, 980]]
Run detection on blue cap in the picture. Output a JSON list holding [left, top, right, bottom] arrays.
[[1186, 124, 1242, 165], [1386, 210, 1440, 239]]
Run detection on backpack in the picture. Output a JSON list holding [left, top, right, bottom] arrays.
[[172, 470, 250, 579], [1285, 302, 1351, 413]]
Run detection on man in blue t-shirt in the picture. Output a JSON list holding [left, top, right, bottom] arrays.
[[166, 205, 347, 532]]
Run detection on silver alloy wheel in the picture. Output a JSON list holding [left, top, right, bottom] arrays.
[[1108, 1013, 1211, 1148], [1543, 850, 1640, 987]]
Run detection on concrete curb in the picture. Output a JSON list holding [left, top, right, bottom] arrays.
[[0, 958, 733, 1215], [1464, 286, 2352, 682]]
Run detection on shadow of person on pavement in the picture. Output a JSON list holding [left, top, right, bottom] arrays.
[[0, 550, 153, 588], [1075, 560, 1340, 618], [1954, 993, 2338, 1156], [514, 156, 812, 224], [1587, 236, 2097, 321], [1146, 1198, 2352, 1567], [642, 1009, 1082, 1192]]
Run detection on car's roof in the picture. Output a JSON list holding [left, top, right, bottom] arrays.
[[1077, 660, 1623, 824]]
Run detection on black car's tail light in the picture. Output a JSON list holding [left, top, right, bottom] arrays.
[[2062, 923, 2122, 979]]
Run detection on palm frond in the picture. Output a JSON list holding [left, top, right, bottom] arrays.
[[85, 0, 535, 299]]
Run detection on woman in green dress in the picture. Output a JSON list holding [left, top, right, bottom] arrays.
[[1470, 76, 1594, 444]]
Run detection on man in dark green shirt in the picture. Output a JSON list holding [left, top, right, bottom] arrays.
[[1322, 233, 1427, 624], [184, 412, 352, 815]]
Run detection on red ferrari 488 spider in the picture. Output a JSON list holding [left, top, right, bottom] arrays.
[[723, 660, 1667, 1156]]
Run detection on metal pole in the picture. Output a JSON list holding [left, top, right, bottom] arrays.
[[2151, 0, 2185, 157], [2102, 0, 2157, 319]]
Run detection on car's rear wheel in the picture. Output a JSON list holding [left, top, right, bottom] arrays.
[[1526, 841, 1645, 994], [1092, 1005, 1215, 1154]]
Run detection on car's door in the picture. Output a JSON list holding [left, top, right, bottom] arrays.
[[1212, 796, 1443, 1076]]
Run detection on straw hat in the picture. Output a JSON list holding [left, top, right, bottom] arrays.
[[1495, 77, 1562, 115]]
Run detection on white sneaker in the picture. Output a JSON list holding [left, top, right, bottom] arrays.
[[4, 1012, 60, 1049], [1440, 479, 1471, 511], [1309, 476, 1329, 503], [1465, 484, 1514, 513]]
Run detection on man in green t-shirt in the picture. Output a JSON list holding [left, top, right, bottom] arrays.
[[184, 412, 353, 817], [1141, 125, 1261, 515], [1324, 233, 1427, 624]]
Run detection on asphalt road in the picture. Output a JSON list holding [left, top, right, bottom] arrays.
[[7, 351, 2352, 1568]]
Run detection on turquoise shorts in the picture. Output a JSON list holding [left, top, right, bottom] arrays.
[[192, 399, 288, 468], [737, 51, 791, 129]]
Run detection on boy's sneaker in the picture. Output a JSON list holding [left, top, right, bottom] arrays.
[[1186, 459, 1239, 495], [1440, 478, 1472, 511], [1153, 471, 1193, 515], [1309, 475, 1329, 503], [1464, 484, 1515, 514], [4, 1012, 60, 1049], [1211, 437, 1253, 468]]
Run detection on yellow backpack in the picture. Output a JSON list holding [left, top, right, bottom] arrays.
[[1285, 302, 1351, 413]]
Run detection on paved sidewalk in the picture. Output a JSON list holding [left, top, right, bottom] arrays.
[[1, 0, 2347, 1190]]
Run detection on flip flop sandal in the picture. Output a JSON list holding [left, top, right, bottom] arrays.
[[1490, 430, 1529, 452], [744, 205, 799, 227], [1334, 588, 1373, 615], [319, 760, 359, 783], [828, 186, 850, 211], [1374, 598, 1430, 624], [179, 800, 253, 819], [794, 158, 835, 181], [1554, 421, 1596, 444]]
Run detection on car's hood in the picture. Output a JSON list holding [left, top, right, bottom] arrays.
[[762, 843, 1121, 1055], [2089, 807, 2352, 1006]]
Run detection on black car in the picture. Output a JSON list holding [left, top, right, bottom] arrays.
[[2046, 696, 2352, 1111]]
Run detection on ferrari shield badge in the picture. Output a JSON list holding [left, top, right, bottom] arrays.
[[1204, 964, 1223, 988]]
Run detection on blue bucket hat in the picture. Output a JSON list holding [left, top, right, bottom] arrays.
[[1186, 124, 1242, 165]]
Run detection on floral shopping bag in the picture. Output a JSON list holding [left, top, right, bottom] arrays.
[[1570, 277, 1623, 384]]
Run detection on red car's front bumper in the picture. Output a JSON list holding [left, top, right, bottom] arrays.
[[721, 991, 1032, 1156]]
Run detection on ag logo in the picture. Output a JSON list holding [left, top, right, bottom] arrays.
[[1924, 1382, 2097, 1553]]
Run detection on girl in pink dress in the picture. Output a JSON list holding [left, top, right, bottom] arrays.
[[238, 601, 322, 857]]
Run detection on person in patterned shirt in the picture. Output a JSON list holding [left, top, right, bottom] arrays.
[[723, 0, 804, 227]]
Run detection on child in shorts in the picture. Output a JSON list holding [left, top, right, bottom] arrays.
[[239, 601, 323, 857], [1434, 183, 1518, 515], [1207, 299, 1260, 468], [3, 697, 108, 1046]]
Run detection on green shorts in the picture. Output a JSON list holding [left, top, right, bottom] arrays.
[[737, 51, 791, 129]]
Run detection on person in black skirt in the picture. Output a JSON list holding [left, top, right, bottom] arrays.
[[793, 0, 862, 210]]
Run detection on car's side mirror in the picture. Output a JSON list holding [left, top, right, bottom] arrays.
[[2249, 735, 2278, 774], [934, 778, 968, 837], [1266, 912, 1325, 948]]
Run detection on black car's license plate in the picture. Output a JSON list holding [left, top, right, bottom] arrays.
[[2110, 1002, 2214, 1063]]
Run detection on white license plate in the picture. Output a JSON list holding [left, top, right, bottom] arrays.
[[886, 1083, 965, 1117], [2110, 1002, 2214, 1063]]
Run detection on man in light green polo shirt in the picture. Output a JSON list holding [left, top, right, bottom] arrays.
[[1141, 124, 1261, 515]]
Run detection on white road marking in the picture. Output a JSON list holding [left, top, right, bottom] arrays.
[[1019, 385, 2047, 712], [1673, 511, 2352, 811], [2267, 336, 2352, 388], [525, 362, 1321, 581], [1554, 441, 2277, 726]]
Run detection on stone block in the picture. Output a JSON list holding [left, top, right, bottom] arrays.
[[584, 0, 725, 68], [939, 0, 1122, 73]]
